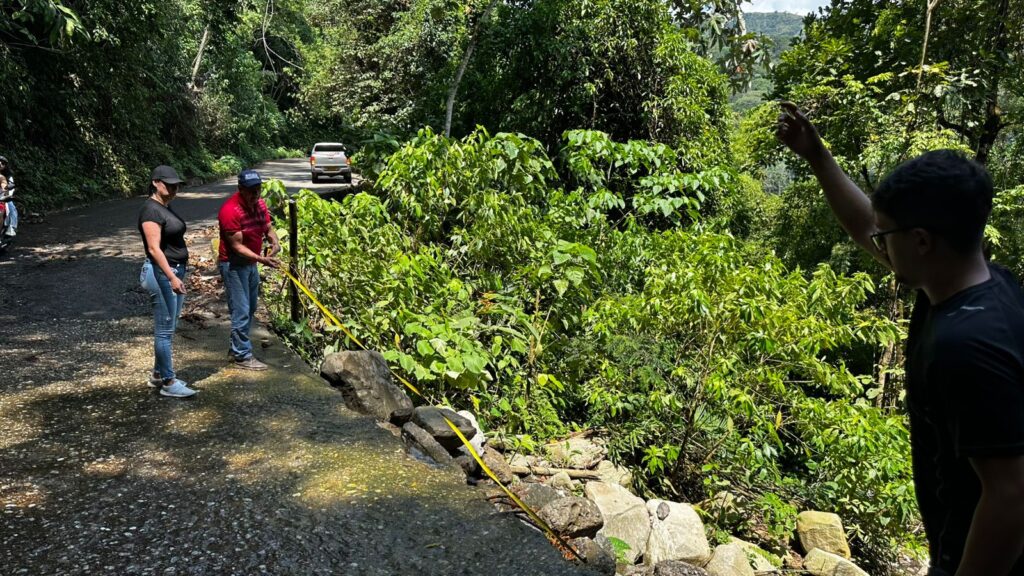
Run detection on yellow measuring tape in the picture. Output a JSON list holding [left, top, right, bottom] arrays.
[[277, 266, 585, 563]]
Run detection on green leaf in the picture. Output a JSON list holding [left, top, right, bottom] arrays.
[[416, 340, 435, 356]]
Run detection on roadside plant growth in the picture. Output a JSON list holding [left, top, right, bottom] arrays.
[[265, 128, 917, 566]]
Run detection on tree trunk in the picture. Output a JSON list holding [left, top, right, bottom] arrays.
[[190, 24, 211, 90], [509, 465, 602, 479], [976, 94, 1002, 165], [973, 0, 1009, 164], [916, 0, 941, 91], [444, 0, 499, 137], [444, 38, 476, 138], [878, 276, 905, 410]]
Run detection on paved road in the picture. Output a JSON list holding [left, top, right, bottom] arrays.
[[0, 162, 593, 575], [0, 159, 357, 321]]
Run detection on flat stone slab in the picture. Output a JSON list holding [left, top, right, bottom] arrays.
[[585, 481, 650, 564], [704, 542, 755, 576], [540, 496, 604, 538], [804, 548, 869, 576], [797, 510, 851, 559], [545, 435, 606, 469], [411, 406, 477, 452], [645, 500, 711, 566]]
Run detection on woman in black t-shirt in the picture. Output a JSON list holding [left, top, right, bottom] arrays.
[[138, 165, 196, 398]]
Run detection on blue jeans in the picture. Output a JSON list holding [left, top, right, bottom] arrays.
[[219, 261, 260, 361], [140, 260, 187, 380], [2, 200, 16, 235]]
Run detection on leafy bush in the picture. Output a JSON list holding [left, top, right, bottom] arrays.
[[210, 155, 244, 177], [989, 185, 1024, 280]]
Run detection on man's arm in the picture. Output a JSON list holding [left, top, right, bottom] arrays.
[[775, 102, 889, 268], [956, 455, 1024, 575], [225, 231, 280, 268]]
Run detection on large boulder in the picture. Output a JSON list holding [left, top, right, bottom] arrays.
[[803, 549, 869, 576], [453, 454, 480, 478], [584, 481, 651, 564], [654, 561, 710, 576], [480, 447, 515, 485], [703, 543, 755, 576], [622, 565, 654, 576], [539, 496, 604, 538], [388, 407, 414, 427], [320, 351, 413, 421], [596, 460, 634, 489], [411, 407, 477, 453], [516, 482, 562, 511], [508, 452, 549, 469], [797, 511, 851, 559], [550, 471, 576, 492], [644, 500, 711, 566], [728, 537, 780, 572], [401, 422, 453, 467], [571, 537, 616, 576], [545, 436, 606, 469]]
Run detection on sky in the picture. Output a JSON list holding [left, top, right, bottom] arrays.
[[745, 0, 829, 14]]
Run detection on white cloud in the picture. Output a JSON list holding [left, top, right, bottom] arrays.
[[745, 0, 828, 14]]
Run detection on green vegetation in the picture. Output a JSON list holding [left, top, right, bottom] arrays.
[[9, 0, 1024, 572], [266, 127, 915, 569], [0, 0, 317, 210]]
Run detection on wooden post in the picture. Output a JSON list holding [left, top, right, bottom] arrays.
[[289, 198, 300, 323]]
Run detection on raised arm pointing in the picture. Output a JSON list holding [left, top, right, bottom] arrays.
[[776, 101, 889, 269]]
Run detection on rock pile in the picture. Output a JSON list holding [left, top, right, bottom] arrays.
[[320, 351, 872, 576]]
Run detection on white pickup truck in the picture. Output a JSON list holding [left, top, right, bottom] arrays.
[[309, 142, 353, 183]]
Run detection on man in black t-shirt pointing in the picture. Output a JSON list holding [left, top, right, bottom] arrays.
[[778, 102, 1024, 576]]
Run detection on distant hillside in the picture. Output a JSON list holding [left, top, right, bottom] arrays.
[[731, 11, 805, 112], [745, 11, 805, 59]]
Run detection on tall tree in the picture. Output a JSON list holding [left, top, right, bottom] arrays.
[[772, 0, 1024, 166]]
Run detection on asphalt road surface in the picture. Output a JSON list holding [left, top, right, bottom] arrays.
[[0, 162, 595, 576]]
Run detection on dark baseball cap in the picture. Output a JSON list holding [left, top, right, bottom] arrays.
[[151, 165, 183, 184], [238, 169, 263, 188]]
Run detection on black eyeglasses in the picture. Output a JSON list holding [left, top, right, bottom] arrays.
[[870, 226, 917, 254]]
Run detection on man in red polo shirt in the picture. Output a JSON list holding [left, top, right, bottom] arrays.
[[218, 169, 281, 370]]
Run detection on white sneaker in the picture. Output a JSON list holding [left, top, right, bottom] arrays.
[[147, 373, 161, 388], [160, 379, 197, 398]]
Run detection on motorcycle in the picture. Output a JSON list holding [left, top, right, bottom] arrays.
[[0, 183, 17, 253]]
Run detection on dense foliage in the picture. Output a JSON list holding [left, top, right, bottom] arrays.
[[0, 0, 315, 210]]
